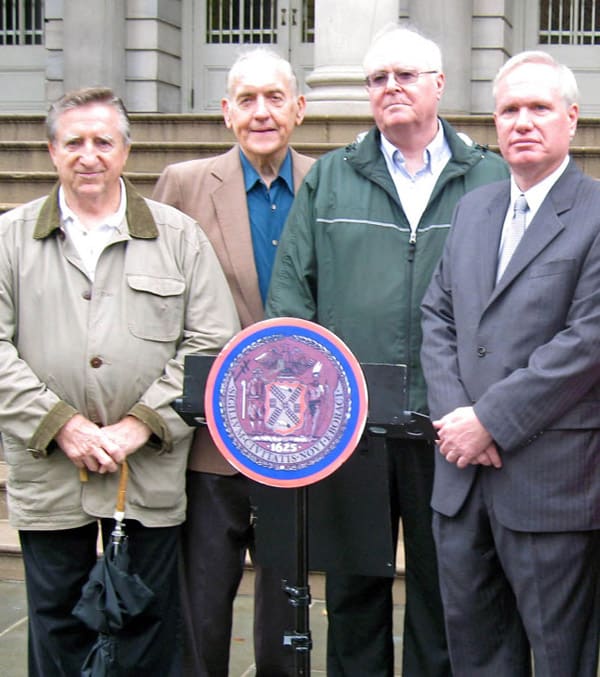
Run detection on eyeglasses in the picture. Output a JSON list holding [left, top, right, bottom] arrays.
[[365, 69, 438, 89]]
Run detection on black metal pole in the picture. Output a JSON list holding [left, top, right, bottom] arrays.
[[282, 485, 312, 675]]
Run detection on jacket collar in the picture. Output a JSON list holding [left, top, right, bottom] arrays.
[[33, 177, 158, 240]]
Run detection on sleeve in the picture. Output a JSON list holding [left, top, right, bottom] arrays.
[[420, 203, 473, 421], [0, 214, 76, 452]]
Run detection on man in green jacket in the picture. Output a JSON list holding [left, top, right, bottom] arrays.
[[266, 26, 508, 676]]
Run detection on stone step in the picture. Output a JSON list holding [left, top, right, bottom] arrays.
[[0, 170, 158, 204], [0, 140, 338, 173], [2, 144, 600, 207], [1, 112, 600, 147]]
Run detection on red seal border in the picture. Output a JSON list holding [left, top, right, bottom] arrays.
[[204, 318, 368, 488]]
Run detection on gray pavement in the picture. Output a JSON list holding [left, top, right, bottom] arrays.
[[0, 575, 405, 676]]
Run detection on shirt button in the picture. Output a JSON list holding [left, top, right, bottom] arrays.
[[90, 357, 103, 368], [82, 290, 92, 300], [477, 346, 487, 357], [271, 204, 277, 211], [272, 239, 278, 246]]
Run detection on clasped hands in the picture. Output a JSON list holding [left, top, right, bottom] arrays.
[[433, 406, 502, 469], [55, 413, 152, 474]]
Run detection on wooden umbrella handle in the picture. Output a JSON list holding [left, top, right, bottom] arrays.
[[115, 460, 129, 513], [79, 468, 89, 482]]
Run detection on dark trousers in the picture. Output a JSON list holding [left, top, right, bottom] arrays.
[[326, 439, 451, 677], [433, 477, 600, 677], [19, 520, 182, 677], [181, 471, 295, 677]]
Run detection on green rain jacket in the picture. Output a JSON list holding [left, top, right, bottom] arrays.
[[267, 118, 509, 414]]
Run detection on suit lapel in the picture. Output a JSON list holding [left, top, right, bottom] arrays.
[[487, 161, 581, 304], [211, 147, 263, 323], [477, 188, 509, 300]]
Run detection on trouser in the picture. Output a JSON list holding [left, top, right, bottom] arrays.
[[433, 477, 600, 677], [20, 519, 182, 677], [181, 470, 295, 676], [326, 439, 451, 677]]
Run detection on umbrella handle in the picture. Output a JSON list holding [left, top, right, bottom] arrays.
[[116, 461, 129, 514], [79, 468, 89, 482]]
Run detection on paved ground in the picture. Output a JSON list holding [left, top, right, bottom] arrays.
[[0, 575, 405, 676]]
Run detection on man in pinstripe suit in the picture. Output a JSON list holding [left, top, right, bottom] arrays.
[[421, 51, 600, 676]]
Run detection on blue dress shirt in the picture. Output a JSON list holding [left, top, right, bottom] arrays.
[[241, 149, 294, 303]]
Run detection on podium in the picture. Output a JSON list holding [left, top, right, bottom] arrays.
[[174, 349, 435, 673]]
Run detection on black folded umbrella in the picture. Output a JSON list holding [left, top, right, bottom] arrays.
[[72, 462, 155, 676]]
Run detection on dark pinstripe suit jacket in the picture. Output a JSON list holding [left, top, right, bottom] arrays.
[[421, 160, 600, 532]]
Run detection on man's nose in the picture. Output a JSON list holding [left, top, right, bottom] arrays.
[[515, 107, 533, 128], [384, 72, 400, 91], [78, 140, 98, 159], [254, 94, 269, 115]]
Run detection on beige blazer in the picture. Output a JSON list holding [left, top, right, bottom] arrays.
[[153, 144, 315, 473]]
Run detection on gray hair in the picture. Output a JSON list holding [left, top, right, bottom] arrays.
[[493, 51, 579, 106], [363, 25, 443, 74], [226, 47, 298, 98], [46, 87, 131, 145]]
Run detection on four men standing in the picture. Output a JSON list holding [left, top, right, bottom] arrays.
[[1, 27, 598, 677]]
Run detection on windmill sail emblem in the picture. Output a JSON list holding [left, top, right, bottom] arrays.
[[205, 318, 368, 488], [265, 380, 307, 435]]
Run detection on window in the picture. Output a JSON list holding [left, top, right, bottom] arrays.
[[301, 0, 314, 43], [0, 0, 43, 45], [207, 0, 277, 44], [206, 0, 314, 44], [539, 0, 600, 44]]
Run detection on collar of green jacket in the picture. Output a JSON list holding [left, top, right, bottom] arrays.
[[346, 117, 493, 174], [33, 177, 158, 240]]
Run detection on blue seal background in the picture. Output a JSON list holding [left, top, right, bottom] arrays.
[[207, 321, 367, 486]]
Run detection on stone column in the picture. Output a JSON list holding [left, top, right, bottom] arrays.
[[304, 0, 399, 115], [408, 0, 472, 114], [62, 0, 126, 97]]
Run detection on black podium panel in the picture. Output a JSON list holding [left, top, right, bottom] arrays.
[[250, 440, 395, 578], [173, 354, 435, 576]]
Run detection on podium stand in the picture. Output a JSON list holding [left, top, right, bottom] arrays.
[[173, 352, 435, 674]]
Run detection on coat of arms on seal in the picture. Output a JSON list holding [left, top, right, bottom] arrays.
[[205, 318, 368, 487]]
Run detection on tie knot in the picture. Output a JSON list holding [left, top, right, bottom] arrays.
[[514, 194, 528, 215]]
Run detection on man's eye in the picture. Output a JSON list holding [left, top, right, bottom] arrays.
[[96, 139, 113, 150], [65, 139, 81, 149], [370, 73, 388, 86]]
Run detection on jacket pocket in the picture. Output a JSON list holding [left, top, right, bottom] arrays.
[[126, 274, 185, 342]]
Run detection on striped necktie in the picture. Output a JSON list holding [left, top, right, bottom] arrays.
[[496, 193, 528, 282]]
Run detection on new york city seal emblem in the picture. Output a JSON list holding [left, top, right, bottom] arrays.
[[205, 318, 368, 487]]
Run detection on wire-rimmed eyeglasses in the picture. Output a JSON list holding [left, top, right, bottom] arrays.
[[365, 69, 438, 89]]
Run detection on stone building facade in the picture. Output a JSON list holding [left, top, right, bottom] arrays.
[[1, 0, 600, 116]]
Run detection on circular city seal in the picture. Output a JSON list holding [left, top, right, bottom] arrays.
[[205, 318, 368, 488]]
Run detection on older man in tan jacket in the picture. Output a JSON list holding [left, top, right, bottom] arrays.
[[153, 47, 313, 676]]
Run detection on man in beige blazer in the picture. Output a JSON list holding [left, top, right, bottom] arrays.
[[153, 48, 314, 676]]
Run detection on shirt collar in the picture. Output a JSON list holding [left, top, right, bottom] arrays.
[[380, 120, 449, 175], [511, 155, 570, 217], [240, 148, 294, 192], [58, 177, 127, 231]]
